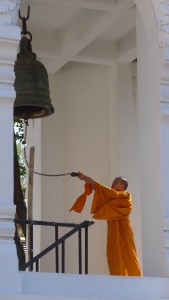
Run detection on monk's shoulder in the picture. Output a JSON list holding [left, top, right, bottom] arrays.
[[95, 182, 131, 199], [121, 191, 131, 198]]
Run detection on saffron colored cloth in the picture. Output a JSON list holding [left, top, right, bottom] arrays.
[[70, 183, 92, 213], [91, 182, 142, 276], [70, 181, 142, 276]]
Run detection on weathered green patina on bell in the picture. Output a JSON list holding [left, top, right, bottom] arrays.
[[14, 36, 54, 119]]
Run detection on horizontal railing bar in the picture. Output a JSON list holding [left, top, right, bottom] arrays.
[[14, 219, 93, 228], [21, 220, 94, 270]]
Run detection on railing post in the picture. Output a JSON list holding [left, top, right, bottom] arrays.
[[78, 229, 82, 274], [36, 260, 39, 272], [62, 241, 65, 273], [55, 225, 59, 273], [85, 226, 89, 274], [29, 224, 33, 271], [15, 219, 94, 273]]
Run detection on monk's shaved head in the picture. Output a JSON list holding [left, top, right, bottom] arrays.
[[111, 176, 128, 191], [116, 176, 128, 191]]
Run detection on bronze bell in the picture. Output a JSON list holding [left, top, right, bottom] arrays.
[[14, 36, 54, 119]]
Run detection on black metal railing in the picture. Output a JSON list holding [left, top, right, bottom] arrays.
[[14, 219, 94, 274]]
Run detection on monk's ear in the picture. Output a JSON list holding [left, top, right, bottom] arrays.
[[122, 184, 126, 191]]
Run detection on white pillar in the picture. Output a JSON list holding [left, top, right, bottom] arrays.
[[135, 0, 169, 276], [0, 0, 22, 293], [156, 0, 169, 271]]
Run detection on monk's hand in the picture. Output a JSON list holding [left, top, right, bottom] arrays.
[[78, 172, 87, 181], [78, 172, 95, 189]]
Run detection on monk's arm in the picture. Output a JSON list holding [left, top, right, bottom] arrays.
[[78, 172, 95, 189]]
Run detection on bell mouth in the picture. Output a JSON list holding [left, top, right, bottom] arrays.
[[14, 104, 54, 120]]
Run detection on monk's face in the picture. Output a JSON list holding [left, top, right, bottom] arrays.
[[111, 178, 125, 191]]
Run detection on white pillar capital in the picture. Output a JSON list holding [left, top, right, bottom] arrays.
[[0, 0, 20, 26], [150, 0, 169, 47]]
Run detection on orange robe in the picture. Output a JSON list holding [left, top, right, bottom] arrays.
[[92, 182, 142, 276]]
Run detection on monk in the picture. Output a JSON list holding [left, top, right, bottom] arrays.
[[70, 172, 142, 276]]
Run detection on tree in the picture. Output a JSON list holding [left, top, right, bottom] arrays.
[[14, 120, 27, 270]]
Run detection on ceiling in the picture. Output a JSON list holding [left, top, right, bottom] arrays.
[[18, 0, 136, 73]]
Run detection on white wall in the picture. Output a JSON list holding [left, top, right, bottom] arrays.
[[32, 60, 142, 275], [40, 63, 112, 274]]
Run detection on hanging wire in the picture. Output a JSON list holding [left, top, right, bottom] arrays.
[[19, 5, 32, 41], [23, 120, 78, 177]]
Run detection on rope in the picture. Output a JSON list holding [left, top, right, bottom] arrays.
[[23, 120, 78, 178]]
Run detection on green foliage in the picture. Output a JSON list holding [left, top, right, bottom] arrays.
[[17, 224, 25, 238], [14, 118, 26, 146], [14, 119, 27, 243], [14, 119, 27, 194]]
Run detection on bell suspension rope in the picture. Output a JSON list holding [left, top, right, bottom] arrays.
[[23, 120, 78, 178]]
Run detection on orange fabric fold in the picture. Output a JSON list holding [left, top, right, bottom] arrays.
[[70, 181, 142, 276], [70, 183, 92, 213], [92, 182, 142, 276], [91, 181, 132, 220]]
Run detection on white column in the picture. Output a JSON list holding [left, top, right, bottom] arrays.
[[0, 0, 22, 292], [160, 54, 169, 266], [135, 0, 169, 276], [156, 0, 169, 270]]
